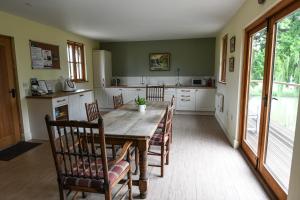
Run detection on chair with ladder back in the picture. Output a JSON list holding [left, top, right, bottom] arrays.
[[85, 101, 117, 159], [45, 115, 133, 200], [113, 94, 124, 109], [148, 105, 173, 177]]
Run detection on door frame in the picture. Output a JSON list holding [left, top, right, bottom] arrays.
[[239, 1, 300, 199], [0, 34, 23, 145]]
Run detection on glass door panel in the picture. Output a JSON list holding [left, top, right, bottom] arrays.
[[244, 27, 267, 154], [264, 9, 300, 191]]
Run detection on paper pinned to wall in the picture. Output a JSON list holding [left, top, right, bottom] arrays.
[[31, 46, 44, 68], [42, 50, 52, 67], [30, 40, 60, 69]]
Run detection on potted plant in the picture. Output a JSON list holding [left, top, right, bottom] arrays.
[[135, 96, 146, 112]]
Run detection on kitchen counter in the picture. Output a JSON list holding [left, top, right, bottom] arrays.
[[26, 89, 93, 99], [106, 85, 216, 89]]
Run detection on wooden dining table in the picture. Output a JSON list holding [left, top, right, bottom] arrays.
[[98, 101, 168, 198]]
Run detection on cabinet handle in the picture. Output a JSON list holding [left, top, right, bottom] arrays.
[[181, 99, 191, 102], [80, 94, 84, 97], [57, 99, 66, 103], [181, 95, 190, 97]]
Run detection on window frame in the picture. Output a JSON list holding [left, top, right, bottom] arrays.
[[219, 34, 228, 84], [67, 40, 86, 82]]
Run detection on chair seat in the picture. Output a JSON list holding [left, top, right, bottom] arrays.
[[158, 122, 164, 129], [150, 131, 168, 145], [64, 159, 129, 192]]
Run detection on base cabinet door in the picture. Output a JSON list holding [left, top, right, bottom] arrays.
[[106, 88, 122, 108], [69, 91, 94, 120], [95, 88, 108, 109], [68, 94, 81, 120], [78, 91, 94, 120], [195, 89, 216, 111], [122, 88, 145, 103]]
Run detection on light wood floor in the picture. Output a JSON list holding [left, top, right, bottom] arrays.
[[0, 115, 270, 200]]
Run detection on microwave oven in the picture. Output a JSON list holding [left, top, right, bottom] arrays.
[[192, 79, 204, 86]]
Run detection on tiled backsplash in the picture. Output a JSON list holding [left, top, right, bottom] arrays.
[[114, 76, 215, 86]]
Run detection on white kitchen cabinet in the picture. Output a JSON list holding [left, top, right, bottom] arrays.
[[164, 88, 176, 109], [65, 91, 94, 120], [68, 94, 80, 120], [122, 88, 146, 103], [94, 88, 107, 108], [195, 89, 216, 111], [176, 89, 196, 111], [105, 88, 122, 108], [27, 90, 94, 140]]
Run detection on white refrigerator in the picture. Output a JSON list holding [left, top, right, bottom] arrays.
[[93, 50, 112, 108]]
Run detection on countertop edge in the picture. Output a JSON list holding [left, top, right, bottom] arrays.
[[26, 89, 93, 99]]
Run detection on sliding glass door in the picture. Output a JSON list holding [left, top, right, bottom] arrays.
[[241, 2, 299, 199], [242, 24, 267, 165]]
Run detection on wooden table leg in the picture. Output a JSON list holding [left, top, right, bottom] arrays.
[[138, 139, 149, 199]]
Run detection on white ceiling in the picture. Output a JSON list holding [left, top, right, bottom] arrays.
[[0, 0, 245, 41]]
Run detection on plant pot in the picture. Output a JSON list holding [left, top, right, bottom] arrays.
[[138, 104, 146, 112]]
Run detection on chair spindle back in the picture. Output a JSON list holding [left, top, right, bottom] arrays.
[[146, 85, 165, 101], [113, 94, 124, 109], [85, 100, 101, 122], [45, 115, 110, 186]]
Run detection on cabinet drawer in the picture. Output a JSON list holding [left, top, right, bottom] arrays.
[[52, 96, 68, 107], [178, 89, 192, 93]]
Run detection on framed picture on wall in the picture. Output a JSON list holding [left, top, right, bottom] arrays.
[[230, 36, 236, 53], [149, 53, 170, 71], [229, 57, 235, 72]]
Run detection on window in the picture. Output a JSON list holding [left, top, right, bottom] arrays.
[[67, 41, 86, 82], [220, 34, 228, 83]]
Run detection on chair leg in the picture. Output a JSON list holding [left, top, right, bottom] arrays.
[[170, 124, 173, 143], [134, 147, 139, 175], [161, 144, 165, 177], [105, 189, 112, 200], [112, 145, 116, 159], [58, 183, 65, 200], [166, 139, 170, 165], [128, 168, 133, 200], [82, 192, 87, 198]]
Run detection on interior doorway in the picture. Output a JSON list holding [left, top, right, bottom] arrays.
[[0, 35, 21, 149]]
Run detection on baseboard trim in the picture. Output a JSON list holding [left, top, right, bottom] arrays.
[[215, 113, 239, 149], [175, 111, 214, 116]]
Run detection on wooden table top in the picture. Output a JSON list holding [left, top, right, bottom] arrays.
[[98, 101, 168, 139]]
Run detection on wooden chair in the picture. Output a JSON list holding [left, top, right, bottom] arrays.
[[146, 85, 165, 101], [113, 94, 140, 174], [158, 95, 175, 143], [148, 105, 173, 177], [45, 115, 133, 200], [113, 94, 123, 109], [85, 101, 117, 159]]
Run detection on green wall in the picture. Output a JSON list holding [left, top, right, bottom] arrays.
[[101, 38, 215, 76]]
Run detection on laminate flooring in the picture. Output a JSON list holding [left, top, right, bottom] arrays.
[[0, 115, 270, 200]]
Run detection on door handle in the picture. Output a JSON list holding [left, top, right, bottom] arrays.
[[9, 88, 16, 98]]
